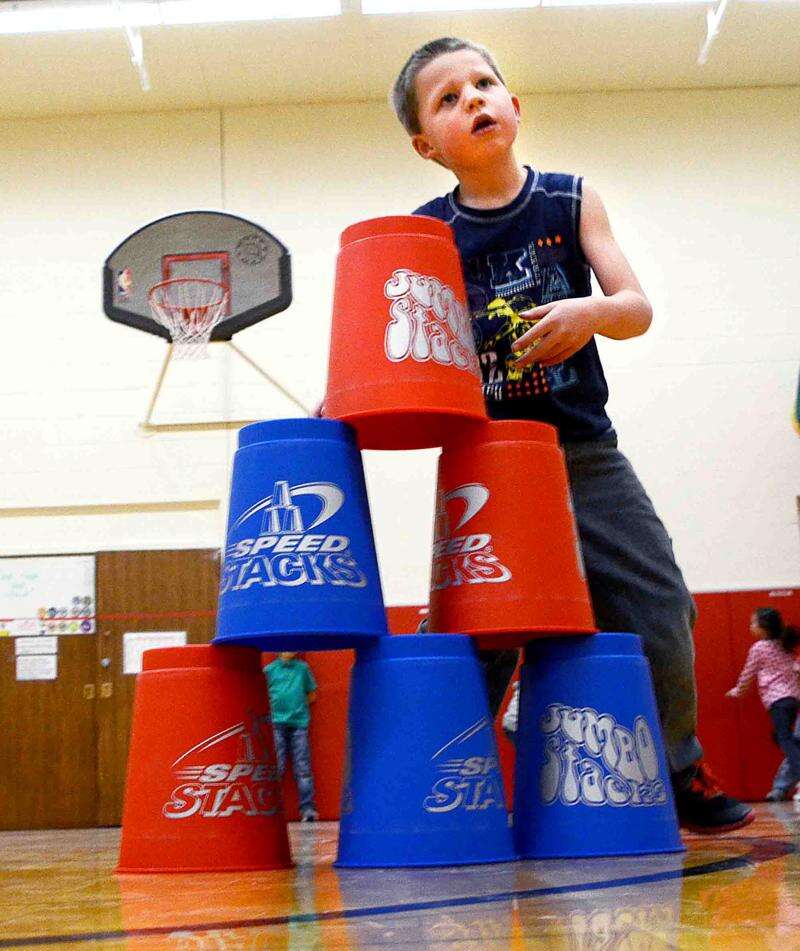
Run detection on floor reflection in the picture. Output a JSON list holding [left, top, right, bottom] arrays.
[[0, 806, 798, 949]]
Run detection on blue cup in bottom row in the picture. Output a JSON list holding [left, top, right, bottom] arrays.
[[336, 634, 516, 868], [513, 632, 684, 859]]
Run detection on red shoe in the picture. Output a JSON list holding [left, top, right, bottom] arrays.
[[672, 760, 755, 834]]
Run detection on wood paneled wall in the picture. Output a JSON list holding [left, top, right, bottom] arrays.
[[2, 554, 798, 830], [0, 549, 221, 831]]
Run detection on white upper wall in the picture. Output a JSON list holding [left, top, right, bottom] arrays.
[[1, 86, 798, 600]]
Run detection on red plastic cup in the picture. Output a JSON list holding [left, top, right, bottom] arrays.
[[427, 420, 596, 649], [117, 645, 291, 873], [325, 216, 487, 449]]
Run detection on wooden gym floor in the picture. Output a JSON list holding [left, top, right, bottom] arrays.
[[1, 803, 799, 949]]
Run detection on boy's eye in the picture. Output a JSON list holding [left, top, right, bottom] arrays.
[[477, 77, 493, 88], [440, 92, 458, 105]]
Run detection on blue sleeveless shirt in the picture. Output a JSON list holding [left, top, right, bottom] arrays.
[[414, 167, 613, 442]]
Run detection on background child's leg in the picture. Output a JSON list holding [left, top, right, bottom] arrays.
[[289, 726, 317, 816], [478, 649, 519, 719], [770, 711, 800, 794], [768, 699, 800, 784], [273, 724, 288, 778], [564, 438, 702, 774], [770, 756, 792, 796]]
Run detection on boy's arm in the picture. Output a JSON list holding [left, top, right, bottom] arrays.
[[513, 183, 653, 368]]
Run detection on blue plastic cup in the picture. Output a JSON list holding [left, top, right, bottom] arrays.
[[336, 634, 516, 868], [513, 632, 683, 859], [214, 419, 388, 651]]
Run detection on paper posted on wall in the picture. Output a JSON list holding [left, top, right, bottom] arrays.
[[123, 631, 188, 675], [16, 654, 57, 681]]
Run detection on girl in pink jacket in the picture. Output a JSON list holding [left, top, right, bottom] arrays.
[[727, 608, 800, 793]]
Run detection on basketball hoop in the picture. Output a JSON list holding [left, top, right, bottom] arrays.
[[148, 278, 229, 358]]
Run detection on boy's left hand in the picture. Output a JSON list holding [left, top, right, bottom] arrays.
[[512, 297, 601, 368]]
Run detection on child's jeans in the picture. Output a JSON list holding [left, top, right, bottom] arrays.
[[482, 436, 703, 775], [771, 711, 800, 792], [768, 698, 800, 785], [273, 724, 316, 815]]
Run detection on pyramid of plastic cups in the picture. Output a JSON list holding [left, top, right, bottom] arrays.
[[325, 215, 488, 450], [513, 632, 683, 859], [427, 419, 596, 649], [214, 418, 388, 651], [117, 644, 292, 873], [336, 634, 516, 868]]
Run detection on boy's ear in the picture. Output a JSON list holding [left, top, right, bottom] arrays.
[[512, 94, 522, 123], [412, 133, 438, 162]]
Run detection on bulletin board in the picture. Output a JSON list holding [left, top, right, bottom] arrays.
[[0, 555, 96, 637]]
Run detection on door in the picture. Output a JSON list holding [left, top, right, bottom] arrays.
[[0, 634, 98, 830], [94, 549, 220, 825]]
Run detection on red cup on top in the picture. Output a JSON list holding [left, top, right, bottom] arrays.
[[325, 216, 487, 450], [427, 420, 597, 650]]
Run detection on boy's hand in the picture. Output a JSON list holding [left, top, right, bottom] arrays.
[[512, 297, 602, 368]]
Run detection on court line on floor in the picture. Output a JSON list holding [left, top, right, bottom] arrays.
[[0, 837, 793, 948]]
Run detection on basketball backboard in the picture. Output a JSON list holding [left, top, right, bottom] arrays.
[[103, 211, 291, 341]]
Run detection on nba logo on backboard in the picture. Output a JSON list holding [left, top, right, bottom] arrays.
[[116, 267, 133, 299]]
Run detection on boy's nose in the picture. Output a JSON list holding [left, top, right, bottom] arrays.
[[466, 87, 485, 109]]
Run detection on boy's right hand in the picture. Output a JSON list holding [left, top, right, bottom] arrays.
[[311, 399, 326, 418]]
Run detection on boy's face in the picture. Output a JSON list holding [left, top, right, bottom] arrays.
[[411, 49, 520, 172], [279, 652, 297, 662]]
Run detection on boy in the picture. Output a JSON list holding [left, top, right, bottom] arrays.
[[391, 37, 752, 833], [265, 651, 319, 822]]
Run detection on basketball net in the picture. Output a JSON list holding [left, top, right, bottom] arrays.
[[148, 278, 229, 359]]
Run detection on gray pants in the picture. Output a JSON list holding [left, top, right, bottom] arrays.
[[484, 437, 702, 774], [565, 437, 701, 773]]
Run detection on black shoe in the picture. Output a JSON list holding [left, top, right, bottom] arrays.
[[672, 760, 754, 834]]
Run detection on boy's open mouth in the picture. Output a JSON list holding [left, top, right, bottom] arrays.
[[472, 115, 497, 134]]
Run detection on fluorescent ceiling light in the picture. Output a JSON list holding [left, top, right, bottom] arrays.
[[0, 2, 156, 33], [0, 0, 341, 35], [159, 0, 341, 25], [363, 0, 706, 9], [363, 1, 538, 10], [543, 0, 704, 5]]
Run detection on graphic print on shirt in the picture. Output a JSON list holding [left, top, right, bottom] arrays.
[[466, 237, 579, 404]]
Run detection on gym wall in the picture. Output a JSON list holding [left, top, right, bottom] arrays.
[[0, 87, 797, 607]]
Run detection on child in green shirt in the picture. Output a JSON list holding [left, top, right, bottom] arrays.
[[265, 652, 318, 822]]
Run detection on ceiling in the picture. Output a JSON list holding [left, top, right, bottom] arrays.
[[1, 1, 799, 119]]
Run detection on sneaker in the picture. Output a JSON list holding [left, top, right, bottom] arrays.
[[300, 809, 319, 823], [766, 788, 790, 802], [672, 760, 755, 834]]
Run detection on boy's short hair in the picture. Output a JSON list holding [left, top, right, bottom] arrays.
[[391, 37, 505, 136]]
